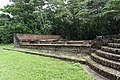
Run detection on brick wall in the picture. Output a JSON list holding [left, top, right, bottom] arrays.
[[14, 33, 62, 47]]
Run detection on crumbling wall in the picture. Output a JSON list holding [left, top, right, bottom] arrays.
[[91, 34, 120, 49], [14, 33, 62, 47]]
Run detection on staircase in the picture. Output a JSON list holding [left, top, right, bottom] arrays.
[[88, 36, 120, 80]]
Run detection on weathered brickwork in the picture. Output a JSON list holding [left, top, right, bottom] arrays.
[[88, 34, 120, 80], [14, 33, 62, 47], [14, 33, 92, 54]]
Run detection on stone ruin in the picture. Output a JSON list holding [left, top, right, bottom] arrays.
[[13, 33, 120, 80], [14, 33, 91, 54], [13, 33, 62, 47], [89, 34, 120, 80]]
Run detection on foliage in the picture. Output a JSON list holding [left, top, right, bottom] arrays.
[[0, 0, 120, 43]]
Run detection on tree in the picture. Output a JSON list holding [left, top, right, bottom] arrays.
[[0, 0, 120, 43]]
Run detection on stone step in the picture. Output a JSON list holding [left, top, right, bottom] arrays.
[[88, 59, 120, 80], [101, 46, 120, 54], [96, 50, 120, 62], [113, 39, 120, 43], [108, 43, 120, 48], [91, 53, 120, 71]]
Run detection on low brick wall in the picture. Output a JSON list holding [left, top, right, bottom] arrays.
[[14, 33, 62, 47], [20, 44, 91, 54], [13, 33, 93, 54]]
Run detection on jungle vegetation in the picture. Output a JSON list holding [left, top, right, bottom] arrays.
[[0, 0, 120, 43]]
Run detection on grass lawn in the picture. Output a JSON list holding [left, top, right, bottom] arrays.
[[0, 44, 94, 80]]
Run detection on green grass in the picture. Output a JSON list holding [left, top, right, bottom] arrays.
[[0, 44, 94, 80]]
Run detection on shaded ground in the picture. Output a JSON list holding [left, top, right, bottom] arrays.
[[0, 44, 94, 80]]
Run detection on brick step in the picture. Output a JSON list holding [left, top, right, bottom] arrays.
[[96, 50, 120, 62], [88, 59, 120, 80], [113, 39, 120, 43], [91, 53, 120, 71], [107, 43, 120, 48], [101, 46, 120, 54]]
